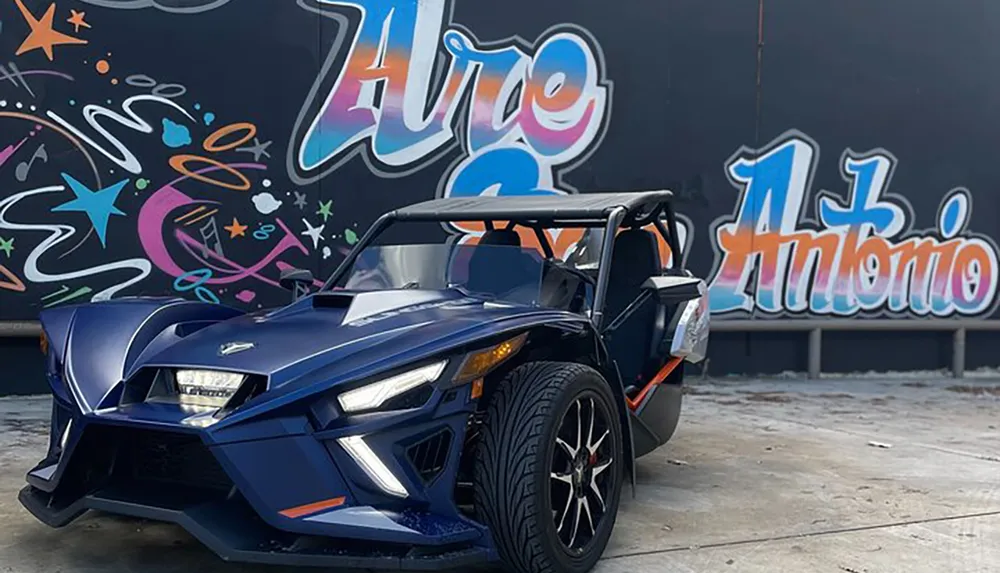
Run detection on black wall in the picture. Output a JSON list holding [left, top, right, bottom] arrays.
[[0, 0, 997, 393]]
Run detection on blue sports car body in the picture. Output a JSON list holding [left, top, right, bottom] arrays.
[[19, 192, 710, 572]]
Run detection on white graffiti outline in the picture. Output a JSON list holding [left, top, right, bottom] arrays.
[[75, 0, 232, 14], [0, 186, 152, 301], [47, 94, 196, 175]]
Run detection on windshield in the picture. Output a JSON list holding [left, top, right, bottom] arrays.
[[340, 244, 546, 306]]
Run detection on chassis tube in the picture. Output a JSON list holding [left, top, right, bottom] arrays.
[[590, 207, 627, 330], [321, 213, 394, 290]]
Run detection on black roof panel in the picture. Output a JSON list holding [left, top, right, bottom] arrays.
[[393, 191, 673, 222]]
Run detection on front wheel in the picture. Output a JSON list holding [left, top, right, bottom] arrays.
[[474, 362, 624, 573]]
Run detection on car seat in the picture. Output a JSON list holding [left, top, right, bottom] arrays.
[[604, 229, 662, 394], [466, 230, 531, 300]]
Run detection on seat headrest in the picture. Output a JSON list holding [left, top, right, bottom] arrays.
[[479, 229, 521, 247], [611, 229, 661, 272]]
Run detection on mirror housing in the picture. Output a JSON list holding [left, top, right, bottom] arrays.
[[642, 275, 704, 304], [644, 276, 710, 364], [279, 267, 314, 301]]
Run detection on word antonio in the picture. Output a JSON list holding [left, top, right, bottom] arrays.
[[709, 134, 998, 318]]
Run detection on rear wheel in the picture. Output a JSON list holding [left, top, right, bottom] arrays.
[[475, 362, 624, 573]]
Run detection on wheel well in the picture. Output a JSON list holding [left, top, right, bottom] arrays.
[[455, 324, 636, 509]]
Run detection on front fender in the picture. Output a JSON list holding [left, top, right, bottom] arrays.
[[40, 298, 243, 413]]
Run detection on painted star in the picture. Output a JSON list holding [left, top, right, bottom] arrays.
[[224, 217, 248, 238], [66, 9, 91, 33], [13, 0, 87, 61], [0, 237, 13, 257], [293, 191, 308, 210], [317, 200, 333, 222], [236, 137, 272, 161], [300, 218, 325, 250], [52, 173, 128, 247]]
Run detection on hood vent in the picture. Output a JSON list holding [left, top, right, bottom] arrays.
[[312, 293, 354, 309]]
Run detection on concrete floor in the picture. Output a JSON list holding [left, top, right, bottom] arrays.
[[1, 377, 998, 573]]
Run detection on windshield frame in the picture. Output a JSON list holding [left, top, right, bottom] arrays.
[[322, 198, 683, 329]]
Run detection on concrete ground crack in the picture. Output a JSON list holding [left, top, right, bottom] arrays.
[[601, 510, 1000, 561]]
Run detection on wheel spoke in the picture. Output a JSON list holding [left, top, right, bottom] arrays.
[[556, 437, 577, 458], [586, 398, 595, 454], [593, 458, 613, 479], [588, 429, 609, 456], [589, 476, 606, 512], [580, 496, 595, 536], [555, 484, 574, 533], [568, 495, 583, 547], [550, 471, 573, 486], [574, 400, 583, 454]]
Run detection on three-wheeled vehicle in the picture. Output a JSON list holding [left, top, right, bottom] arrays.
[[20, 191, 709, 573]]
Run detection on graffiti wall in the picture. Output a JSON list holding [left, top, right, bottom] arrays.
[[1, 0, 998, 379]]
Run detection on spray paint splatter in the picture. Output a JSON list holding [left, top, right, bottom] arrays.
[[161, 118, 191, 148], [203, 112, 215, 126]]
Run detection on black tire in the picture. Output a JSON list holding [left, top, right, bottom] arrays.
[[475, 361, 624, 573]]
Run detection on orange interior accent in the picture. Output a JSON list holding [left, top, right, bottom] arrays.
[[470, 378, 484, 400], [278, 496, 346, 519], [627, 357, 683, 411]]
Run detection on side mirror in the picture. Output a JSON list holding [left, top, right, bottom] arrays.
[[643, 275, 710, 364], [279, 267, 314, 301], [642, 275, 704, 304]]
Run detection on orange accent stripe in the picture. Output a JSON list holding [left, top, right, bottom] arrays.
[[278, 496, 346, 519], [627, 357, 683, 411]]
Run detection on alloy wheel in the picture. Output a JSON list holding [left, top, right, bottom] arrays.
[[549, 395, 614, 552]]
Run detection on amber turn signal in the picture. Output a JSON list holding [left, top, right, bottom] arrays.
[[454, 333, 527, 384], [470, 378, 484, 400], [39, 330, 48, 356]]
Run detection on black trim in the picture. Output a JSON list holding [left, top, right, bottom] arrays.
[[18, 486, 489, 570]]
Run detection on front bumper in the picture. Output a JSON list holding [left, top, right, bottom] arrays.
[[19, 484, 487, 569], [21, 377, 491, 569]]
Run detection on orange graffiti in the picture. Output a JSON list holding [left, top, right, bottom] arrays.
[[203, 123, 257, 153], [0, 265, 26, 293], [453, 221, 676, 266], [168, 155, 252, 191], [13, 0, 87, 61], [95, 59, 110, 74]]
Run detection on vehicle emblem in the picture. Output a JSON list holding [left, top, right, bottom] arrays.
[[218, 341, 255, 356]]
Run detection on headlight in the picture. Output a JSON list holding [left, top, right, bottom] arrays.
[[338, 361, 447, 413], [174, 369, 247, 408]]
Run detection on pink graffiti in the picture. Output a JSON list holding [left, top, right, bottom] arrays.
[[138, 163, 314, 290], [235, 289, 256, 303]]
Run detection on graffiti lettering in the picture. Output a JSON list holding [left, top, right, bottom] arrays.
[[709, 133, 1000, 317], [290, 0, 611, 204]]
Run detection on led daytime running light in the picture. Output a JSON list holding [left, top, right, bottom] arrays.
[[338, 361, 447, 413], [338, 435, 408, 498]]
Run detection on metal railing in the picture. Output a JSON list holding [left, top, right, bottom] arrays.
[[712, 319, 1000, 379], [2, 318, 998, 379]]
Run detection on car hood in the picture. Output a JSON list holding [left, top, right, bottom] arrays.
[[134, 289, 573, 392]]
